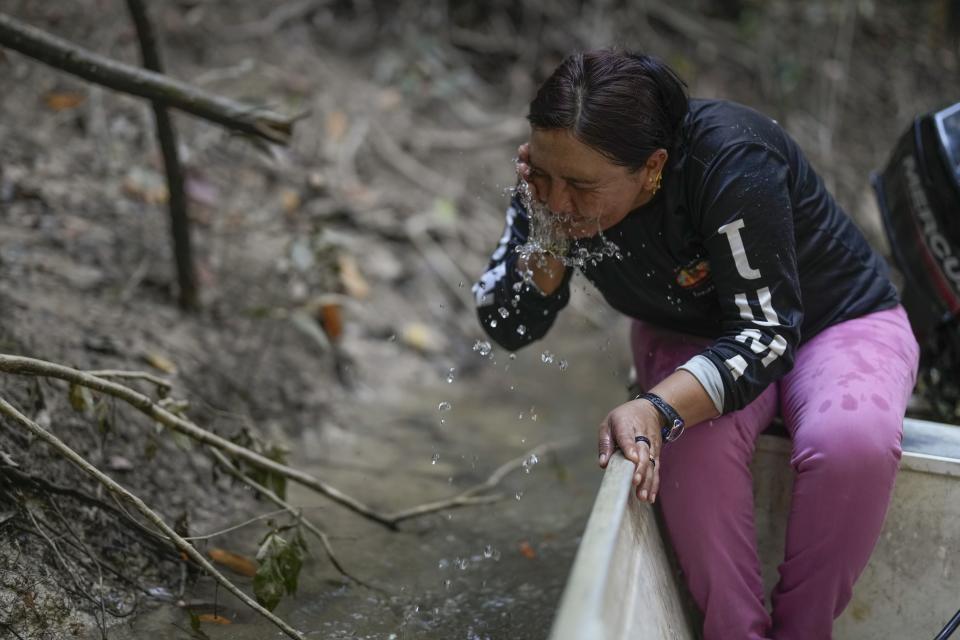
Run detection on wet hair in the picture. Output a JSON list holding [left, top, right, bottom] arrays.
[[527, 49, 689, 171]]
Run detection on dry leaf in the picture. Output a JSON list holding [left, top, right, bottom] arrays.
[[107, 455, 133, 472], [280, 188, 300, 214], [325, 110, 349, 142], [208, 548, 258, 577], [377, 88, 403, 111], [123, 168, 168, 205], [196, 613, 232, 625], [337, 254, 370, 299], [318, 303, 343, 341], [44, 91, 85, 111], [519, 541, 536, 560], [143, 352, 177, 374], [400, 322, 445, 353]]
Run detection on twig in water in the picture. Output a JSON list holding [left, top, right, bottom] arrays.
[[385, 439, 576, 524], [182, 508, 290, 542], [208, 447, 379, 591]]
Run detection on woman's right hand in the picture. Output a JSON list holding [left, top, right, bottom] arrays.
[[514, 142, 567, 294], [515, 142, 535, 195]]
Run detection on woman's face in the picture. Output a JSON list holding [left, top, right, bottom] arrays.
[[526, 128, 666, 239]]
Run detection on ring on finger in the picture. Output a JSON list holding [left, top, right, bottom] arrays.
[[634, 435, 652, 448]]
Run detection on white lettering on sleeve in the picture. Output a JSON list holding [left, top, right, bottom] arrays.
[[718, 219, 762, 280], [724, 355, 748, 381]]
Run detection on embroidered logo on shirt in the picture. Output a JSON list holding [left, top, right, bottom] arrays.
[[675, 258, 712, 289]]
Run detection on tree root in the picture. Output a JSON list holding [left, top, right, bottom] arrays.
[[0, 396, 306, 639]]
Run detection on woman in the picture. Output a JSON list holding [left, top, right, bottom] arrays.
[[472, 50, 919, 640]]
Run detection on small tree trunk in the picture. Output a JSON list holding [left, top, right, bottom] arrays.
[[125, 0, 197, 310]]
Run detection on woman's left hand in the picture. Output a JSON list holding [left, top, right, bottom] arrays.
[[598, 399, 663, 504]]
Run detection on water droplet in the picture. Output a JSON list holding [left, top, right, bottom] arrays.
[[515, 489, 524, 500], [438, 558, 449, 570], [388, 333, 397, 342], [446, 368, 456, 384], [531, 413, 538, 421], [443, 579, 452, 589], [540, 350, 555, 364], [458, 281, 464, 288], [472, 340, 493, 357], [522, 453, 539, 474], [559, 359, 568, 371], [509, 353, 517, 360], [431, 452, 440, 464], [438, 401, 452, 412], [483, 545, 494, 559], [516, 325, 527, 336], [498, 307, 510, 319], [489, 319, 498, 328]]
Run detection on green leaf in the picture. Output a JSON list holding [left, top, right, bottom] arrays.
[[68, 384, 92, 413], [188, 610, 211, 639], [253, 530, 304, 611], [95, 397, 113, 434], [270, 473, 287, 502], [430, 197, 457, 225]]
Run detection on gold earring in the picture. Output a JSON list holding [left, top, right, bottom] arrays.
[[650, 172, 663, 195]]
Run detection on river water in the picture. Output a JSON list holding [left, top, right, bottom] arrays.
[[108, 304, 631, 639]]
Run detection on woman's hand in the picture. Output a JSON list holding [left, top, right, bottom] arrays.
[[514, 142, 567, 295], [598, 399, 663, 504], [515, 142, 534, 193]]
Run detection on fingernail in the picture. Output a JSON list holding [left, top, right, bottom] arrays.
[[598, 453, 606, 465], [651, 494, 657, 504], [640, 490, 648, 501]]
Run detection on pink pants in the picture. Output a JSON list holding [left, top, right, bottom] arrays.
[[630, 305, 919, 640]]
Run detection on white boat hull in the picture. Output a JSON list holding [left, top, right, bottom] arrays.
[[549, 418, 960, 639]]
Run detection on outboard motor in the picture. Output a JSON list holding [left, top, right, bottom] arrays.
[[873, 101, 960, 422]]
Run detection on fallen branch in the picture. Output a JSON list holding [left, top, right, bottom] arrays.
[[208, 447, 377, 590], [369, 125, 462, 200], [0, 12, 298, 144], [0, 396, 304, 640], [384, 439, 574, 524], [0, 355, 563, 532], [0, 354, 392, 527], [84, 369, 171, 393]]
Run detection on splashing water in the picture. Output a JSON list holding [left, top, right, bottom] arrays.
[[559, 359, 569, 371], [540, 350, 555, 364], [438, 401, 452, 412], [472, 340, 493, 358], [514, 180, 571, 259], [516, 325, 527, 336], [512, 179, 624, 270], [522, 453, 539, 474], [446, 368, 456, 384], [431, 452, 440, 465]]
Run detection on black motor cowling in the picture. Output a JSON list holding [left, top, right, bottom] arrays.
[[874, 101, 960, 420]]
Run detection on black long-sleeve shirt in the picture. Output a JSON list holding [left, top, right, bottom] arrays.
[[473, 99, 899, 415]]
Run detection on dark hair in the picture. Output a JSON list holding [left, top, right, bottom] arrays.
[[527, 49, 689, 171]]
